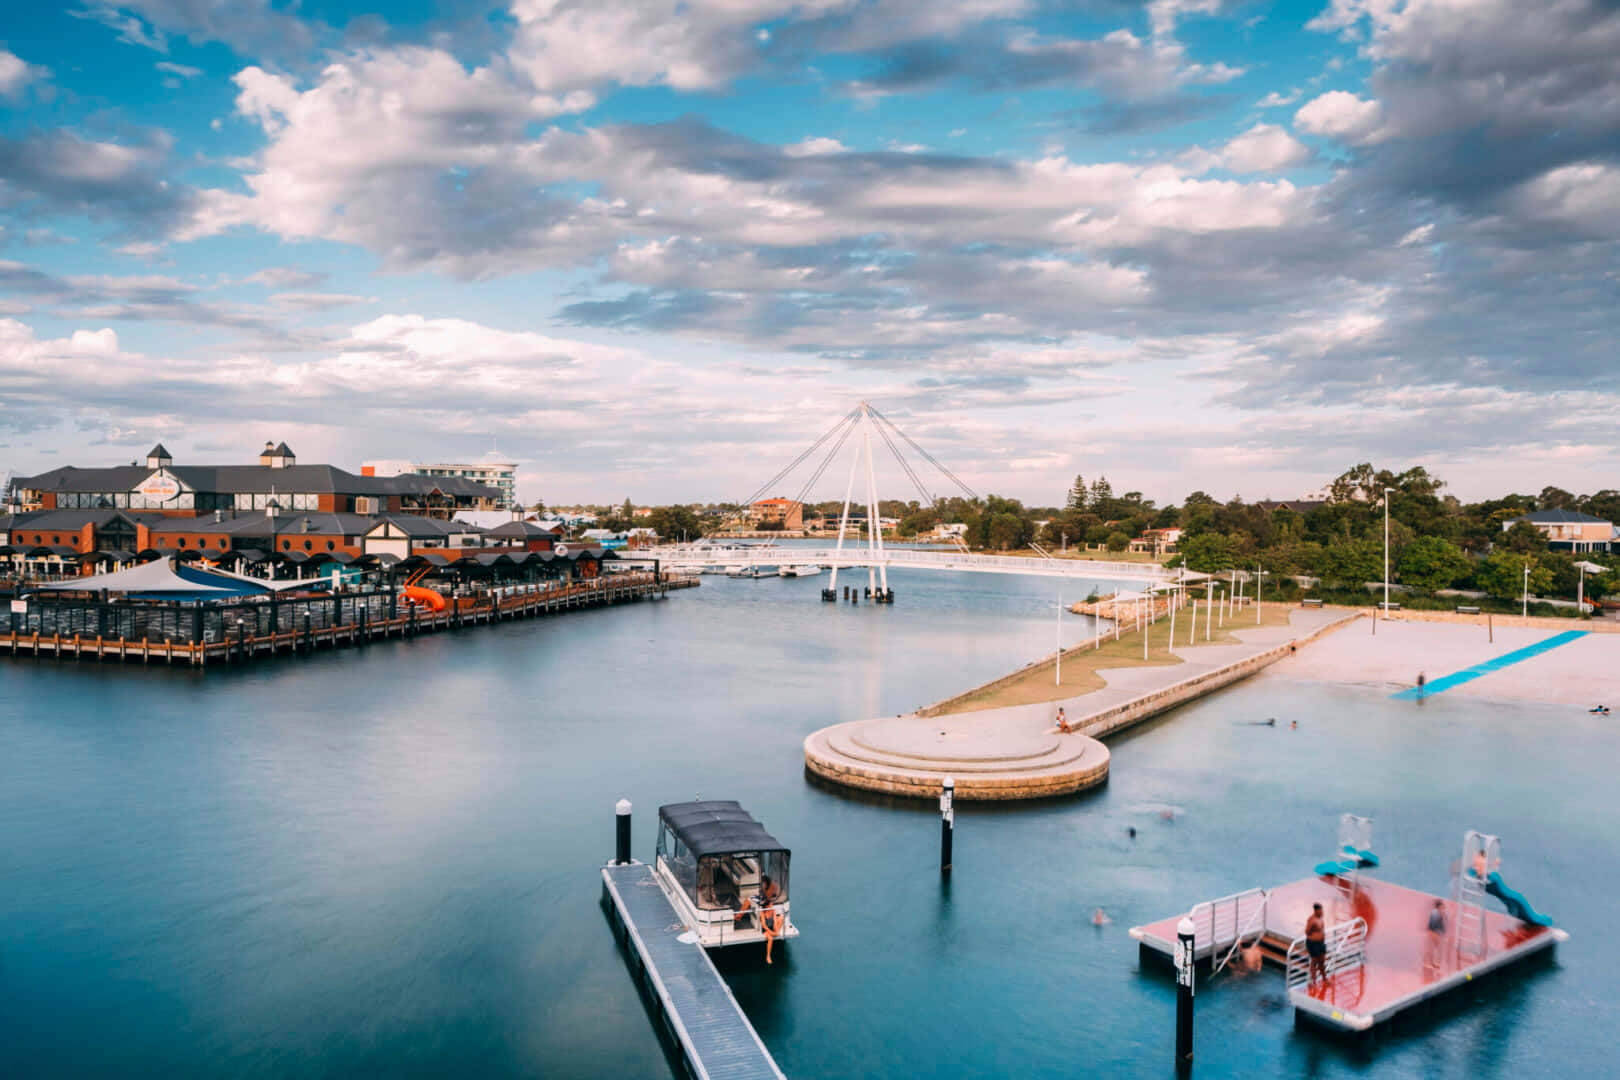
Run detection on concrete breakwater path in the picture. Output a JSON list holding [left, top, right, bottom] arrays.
[[804, 606, 1358, 800]]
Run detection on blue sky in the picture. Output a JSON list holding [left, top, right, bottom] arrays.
[[2, 0, 1617, 506]]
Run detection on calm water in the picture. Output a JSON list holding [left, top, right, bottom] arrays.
[[2, 567, 1614, 1078]]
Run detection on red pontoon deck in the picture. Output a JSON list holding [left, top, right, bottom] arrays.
[[1131, 874, 1567, 1033]]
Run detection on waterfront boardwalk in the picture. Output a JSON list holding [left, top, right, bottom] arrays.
[[3, 574, 694, 667], [601, 862, 784, 1080], [1132, 874, 1566, 1034], [804, 605, 1357, 800]]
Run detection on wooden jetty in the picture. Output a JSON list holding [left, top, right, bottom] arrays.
[[601, 862, 784, 1080], [1131, 873, 1566, 1034], [3, 573, 695, 668]]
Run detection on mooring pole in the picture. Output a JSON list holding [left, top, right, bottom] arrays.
[[1175, 916, 1195, 1070], [615, 799, 632, 865], [939, 776, 954, 875]]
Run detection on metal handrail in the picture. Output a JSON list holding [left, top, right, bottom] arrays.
[[1286, 917, 1367, 993], [1188, 887, 1268, 968], [1214, 893, 1271, 975]]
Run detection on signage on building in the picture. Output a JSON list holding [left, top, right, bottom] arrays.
[[135, 471, 182, 502], [10, 599, 26, 614]]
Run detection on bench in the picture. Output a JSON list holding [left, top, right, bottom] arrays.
[[1301, 598, 1324, 608], [1456, 605, 1481, 615], [1380, 602, 1401, 611]]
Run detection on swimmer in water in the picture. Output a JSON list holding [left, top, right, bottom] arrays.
[[1290, 720, 1298, 730], [1265, 717, 1276, 726], [1092, 908, 1111, 927], [1590, 705, 1610, 715], [1160, 808, 1175, 821], [1127, 826, 1137, 839]]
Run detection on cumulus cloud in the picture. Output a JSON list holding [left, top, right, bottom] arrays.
[[0, 49, 47, 96], [1191, 123, 1311, 173], [1294, 90, 1385, 143]]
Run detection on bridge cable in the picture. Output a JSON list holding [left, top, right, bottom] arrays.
[[788, 410, 861, 512], [869, 406, 980, 501], [733, 406, 860, 512], [870, 410, 938, 509]]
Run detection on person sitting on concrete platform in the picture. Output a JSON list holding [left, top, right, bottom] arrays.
[[1056, 707, 1071, 733]]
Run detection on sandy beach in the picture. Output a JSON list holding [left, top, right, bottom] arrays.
[[1265, 616, 1620, 706]]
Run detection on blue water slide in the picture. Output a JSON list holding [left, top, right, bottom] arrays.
[[1485, 871, 1554, 927], [1342, 844, 1379, 869]]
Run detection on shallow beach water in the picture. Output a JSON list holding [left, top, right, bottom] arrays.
[[1, 568, 1613, 1077]]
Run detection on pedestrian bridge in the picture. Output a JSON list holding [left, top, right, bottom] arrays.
[[627, 545, 1176, 584]]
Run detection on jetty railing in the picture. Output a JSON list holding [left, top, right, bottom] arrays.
[[1188, 887, 1268, 968], [3, 572, 695, 668], [1286, 916, 1367, 995]]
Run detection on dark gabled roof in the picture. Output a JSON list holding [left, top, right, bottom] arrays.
[[12, 464, 500, 500], [486, 520, 560, 538], [3, 508, 165, 530], [273, 442, 294, 456], [147, 443, 171, 459], [1518, 508, 1610, 525], [659, 801, 788, 858]]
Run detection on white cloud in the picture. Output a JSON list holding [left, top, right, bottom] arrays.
[[155, 60, 202, 78], [784, 136, 847, 157], [1397, 223, 1435, 246], [1510, 162, 1620, 238], [1255, 88, 1300, 108], [1214, 123, 1311, 173], [1294, 90, 1385, 143], [0, 49, 46, 97]]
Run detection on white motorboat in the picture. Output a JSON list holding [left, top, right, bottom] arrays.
[[778, 564, 825, 577], [654, 800, 798, 951], [724, 564, 750, 577]]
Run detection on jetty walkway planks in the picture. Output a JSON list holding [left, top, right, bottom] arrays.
[[601, 862, 784, 1080], [3, 574, 695, 667]]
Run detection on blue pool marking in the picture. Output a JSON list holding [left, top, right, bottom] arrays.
[[1391, 630, 1588, 699]]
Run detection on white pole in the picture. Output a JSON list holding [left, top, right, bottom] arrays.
[[1168, 588, 1177, 654], [861, 404, 888, 596], [1256, 567, 1264, 624], [1189, 600, 1197, 645], [1056, 591, 1062, 686], [829, 420, 860, 595], [1579, 564, 1586, 614], [1383, 488, 1392, 614], [1522, 564, 1529, 618], [1205, 586, 1213, 641], [1142, 596, 1149, 660]]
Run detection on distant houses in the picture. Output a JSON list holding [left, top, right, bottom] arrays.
[[1504, 509, 1613, 553]]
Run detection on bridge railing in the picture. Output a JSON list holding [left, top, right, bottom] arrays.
[[635, 546, 1172, 580]]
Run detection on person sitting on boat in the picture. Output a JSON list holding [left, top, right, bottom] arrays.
[[759, 874, 781, 906], [760, 904, 783, 964]]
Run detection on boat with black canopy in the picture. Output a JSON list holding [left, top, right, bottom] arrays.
[[655, 800, 798, 950]]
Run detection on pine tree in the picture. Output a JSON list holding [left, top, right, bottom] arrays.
[[1090, 476, 1113, 506], [1066, 474, 1088, 510]]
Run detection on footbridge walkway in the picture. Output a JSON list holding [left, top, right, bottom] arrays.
[[627, 546, 1177, 584]]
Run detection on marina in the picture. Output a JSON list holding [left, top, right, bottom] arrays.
[[1, 568, 1612, 1078]]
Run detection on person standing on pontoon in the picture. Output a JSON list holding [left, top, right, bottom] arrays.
[[1425, 900, 1446, 974], [1305, 903, 1327, 988]]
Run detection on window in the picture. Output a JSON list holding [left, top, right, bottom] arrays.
[[325, 541, 335, 551], [177, 537, 187, 547], [303, 539, 312, 551], [281, 539, 291, 550], [52, 535, 60, 544]]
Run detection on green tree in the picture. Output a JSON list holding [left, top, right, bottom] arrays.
[[1320, 538, 1383, 587], [648, 505, 702, 541], [530, 498, 547, 515], [1066, 474, 1088, 510], [1178, 532, 1238, 572], [987, 512, 1028, 550], [1397, 536, 1472, 593], [1500, 519, 1545, 554], [1105, 531, 1130, 552], [1475, 551, 1553, 601]]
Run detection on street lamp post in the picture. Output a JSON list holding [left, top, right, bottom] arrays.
[[1383, 487, 1394, 614], [1523, 563, 1530, 618]]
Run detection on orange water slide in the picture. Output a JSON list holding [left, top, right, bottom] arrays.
[[402, 584, 447, 612]]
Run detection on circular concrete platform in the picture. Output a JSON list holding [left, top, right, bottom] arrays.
[[804, 713, 1109, 801]]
